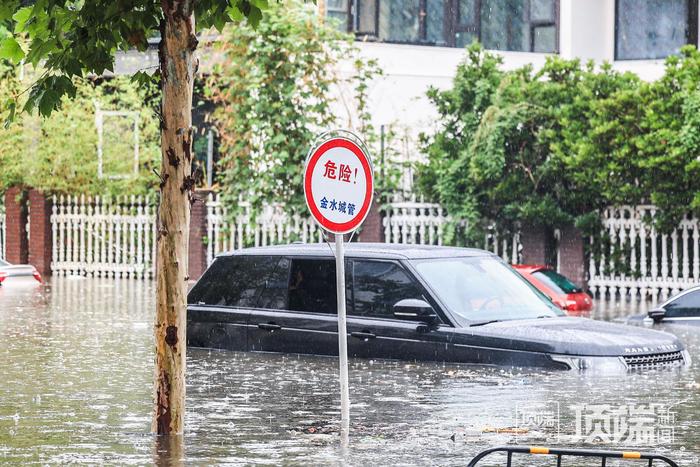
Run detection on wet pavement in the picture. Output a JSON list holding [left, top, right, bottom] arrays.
[[1, 277, 699, 465]]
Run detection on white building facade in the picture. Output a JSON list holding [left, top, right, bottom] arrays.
[[325, 0, 700, 179]]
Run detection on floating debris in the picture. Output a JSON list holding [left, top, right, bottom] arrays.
[[289, 421, 337, 435], [481, 426, 529, 434]]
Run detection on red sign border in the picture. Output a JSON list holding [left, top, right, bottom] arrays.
[[304, 137, 374, 234]]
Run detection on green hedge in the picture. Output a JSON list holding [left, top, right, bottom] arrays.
[[417, 44, 700, 239]]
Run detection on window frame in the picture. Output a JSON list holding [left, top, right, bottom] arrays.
[[187, 255, 281, 309], [281, 256, 347, 315], [614, 0, 699, 61], [255, 256, 293, 311], [663, 289, 700, 318], [349, 258, 451, 325], [246, 255, 450, 324], [343, 0, 559, 52], [353, 0, 380, 36], [348, 257, 437, 321]]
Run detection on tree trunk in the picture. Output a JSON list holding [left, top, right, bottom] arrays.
[[153, 0, 197, 435]]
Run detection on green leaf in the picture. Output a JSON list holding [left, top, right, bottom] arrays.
[[0, 37, 24, 64], [0, 1, 18, 21], [3, 99, 16, 129], [250, 0, 270, 10], [227, 6, 244, 21], [247, 6, 263, 28], [12, 7, 32, 32], [39, 89, 60, 117]]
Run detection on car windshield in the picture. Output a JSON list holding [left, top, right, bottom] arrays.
[[532, 269, 581, 294], [412, 256, 564, 323]]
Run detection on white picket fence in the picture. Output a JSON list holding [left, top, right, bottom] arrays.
[[206, 194, 324, 264], [0, 202, 6, 260], [51, 195, 157, 278], [205, 194, 521, 264], [42, 194, 700, 300], [382, 200, 521, 263], [589, 205, 700, 300], [383, 201, 448, 245]]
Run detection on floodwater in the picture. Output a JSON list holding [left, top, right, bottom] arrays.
[[1, 278, 699, 466]]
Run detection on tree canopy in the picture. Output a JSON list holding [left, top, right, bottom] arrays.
[[0, 0, 270, 120]]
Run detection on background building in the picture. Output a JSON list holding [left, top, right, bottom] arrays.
[[325, 0, 700, 183]]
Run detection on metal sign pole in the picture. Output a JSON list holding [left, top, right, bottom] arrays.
[[335, 233, 350, 441], [304, 130, 373, 446]]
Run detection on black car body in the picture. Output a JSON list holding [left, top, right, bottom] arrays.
[[187, 244, 688, 371]]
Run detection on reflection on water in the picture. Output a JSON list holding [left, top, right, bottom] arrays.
[[0, 278, 699, 465], [592, 295, 656, 322]]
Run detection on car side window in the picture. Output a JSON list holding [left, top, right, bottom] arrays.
[[187, 256, 278, 307], [665, 290, 700, 318], [351, 260, 427, 318], [257, 257, 291, 310], [288, 259, 338, 314]]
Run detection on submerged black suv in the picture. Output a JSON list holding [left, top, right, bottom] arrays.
[[187, 244, 689, 371]]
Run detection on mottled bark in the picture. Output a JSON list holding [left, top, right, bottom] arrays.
[[153, 0, 197, 435]]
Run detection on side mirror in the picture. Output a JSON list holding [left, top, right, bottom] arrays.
[[648, 307, 666, 323], [393, 298, 437, 323]]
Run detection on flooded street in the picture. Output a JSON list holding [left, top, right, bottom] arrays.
[[1, 277, 699, 465]]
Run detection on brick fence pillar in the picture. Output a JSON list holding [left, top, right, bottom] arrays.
[[358, 194, 384, 243], [4, 187, 28, 264], [557, 224, 588, 290], [28, 189, 53, 277], [188, 190, 212, 282], [519, 223, 555, 266]]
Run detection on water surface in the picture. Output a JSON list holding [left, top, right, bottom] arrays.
[[1, 278, 698, 465]]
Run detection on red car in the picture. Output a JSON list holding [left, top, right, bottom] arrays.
[[512, 265, 593, 315], [0, 258, 42, 285]]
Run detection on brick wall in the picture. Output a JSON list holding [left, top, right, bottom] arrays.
[[188, 190, 211, 282], [28, 190, 53, 277], [557, 224, 587, 290], [519, 223, 554, 266], [4, 187, 28, 264], [358, 195, 383, 243]]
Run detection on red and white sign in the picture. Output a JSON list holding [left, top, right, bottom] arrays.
[[304, 136, 374, 234]]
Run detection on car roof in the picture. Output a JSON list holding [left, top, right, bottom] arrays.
[[662, 284, 700, 306], [512, 264, 549, 273], [217, 242, 496, 260]]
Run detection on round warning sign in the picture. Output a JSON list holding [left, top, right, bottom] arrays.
[[304, 135, 374, 234]]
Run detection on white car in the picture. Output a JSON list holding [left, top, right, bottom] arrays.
[[0, 258, 42, 285]]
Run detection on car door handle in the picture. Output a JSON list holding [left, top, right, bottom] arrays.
[[351, 331, 376, 340], [258, 323, 282, 331]]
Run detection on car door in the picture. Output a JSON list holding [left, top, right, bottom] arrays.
[[346, 259, 451, 362], [187, 255, 280, 351], [248, 257, 350, 356]]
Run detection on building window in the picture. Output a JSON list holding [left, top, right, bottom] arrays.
[[379, 0, 422, 43], [331, 0, 558, 53], [327, 0, 350, 32], [615, 0, 698, 60], [479, 0, 558, 52]]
